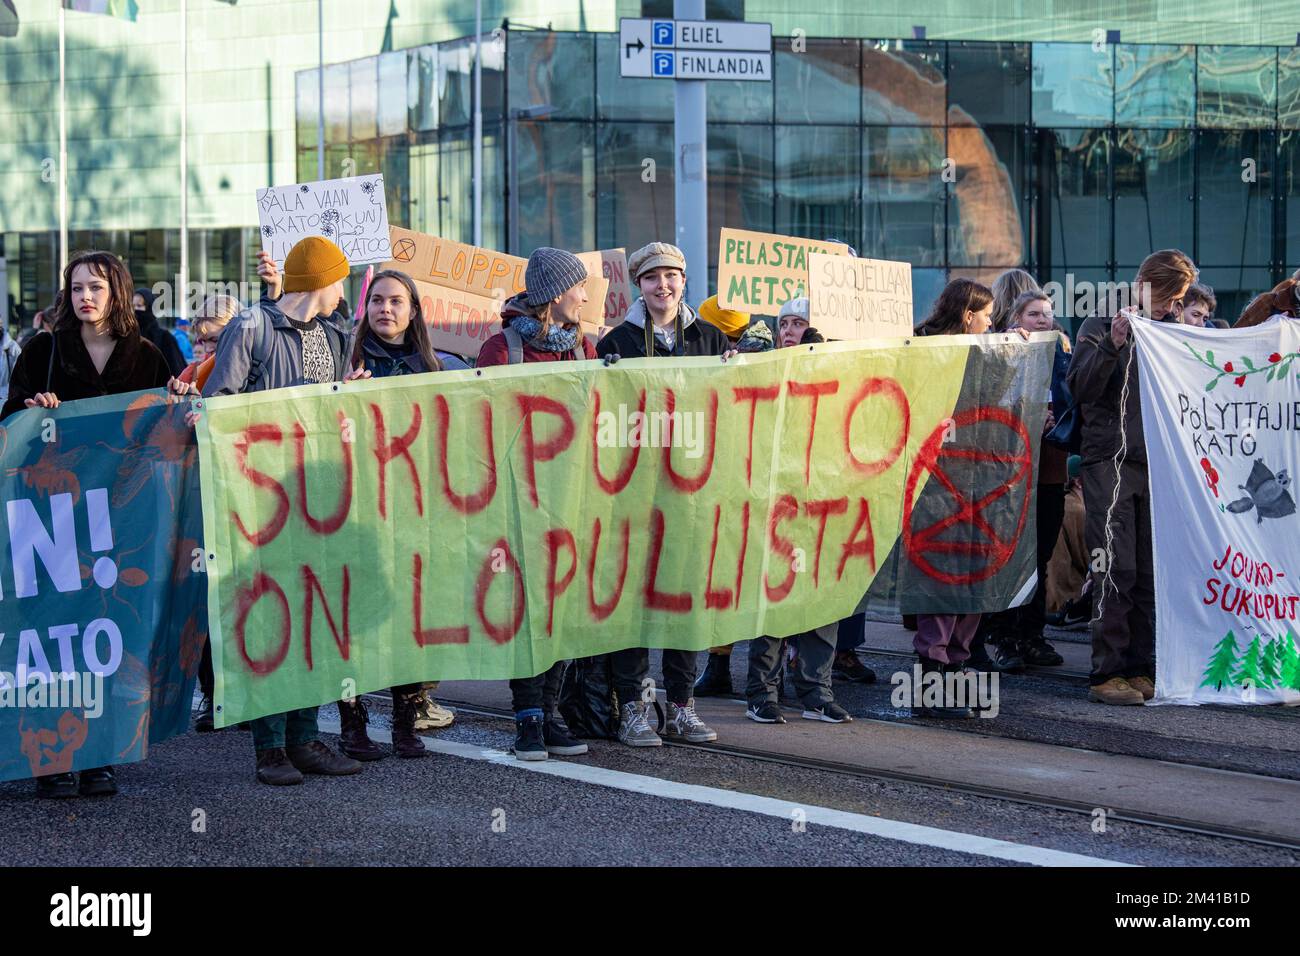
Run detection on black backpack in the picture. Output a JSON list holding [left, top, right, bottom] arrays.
[[557, 655, 663, 739]]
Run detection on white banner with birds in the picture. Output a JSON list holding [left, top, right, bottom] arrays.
[[1133, 316, 1300, 705]]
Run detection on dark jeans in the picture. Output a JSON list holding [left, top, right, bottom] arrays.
[[986, 482, 1067, 645], [199, 637, 213, 698], [747, 627, 836, 707], [250, 708, 319, 751], [835, 613, 866, 653], [1082, 459, 1155, 684], [611, 647, 700, 706], [509, 661, 565, 714]]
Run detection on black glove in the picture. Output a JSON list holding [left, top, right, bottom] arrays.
[[602, 353, 621, 367]]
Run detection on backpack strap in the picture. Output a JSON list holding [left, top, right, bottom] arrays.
[[243, 308, 273, 392], [502, 324, 524, 366]]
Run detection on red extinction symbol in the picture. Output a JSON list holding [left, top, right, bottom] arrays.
[[902, 406, 1033, 586], [393, 238, 416, 262]]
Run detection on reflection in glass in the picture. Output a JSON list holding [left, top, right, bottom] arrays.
[[1032, 43, 1113, 127], [323, 63, 349, 145], [1282, 129, 1300, 266], [862, 125, 944, 266], [1197, 267, 1274, 327], [861, 40, 946, 127], [513, 121, 595, 254], [911, 267, 947, 325], [1115, 45, 1194, 128], [947, 125, 1026, 268], [1197, 130, 1273, 266], [1114, 129, 1194, 264], [596, 122, 674, 254], [1197, 45, 1276, 129], [1280, 47, 1300, 130], [775, 39, 860, 125], [408, 45, 438, 133], [948, 42, 1030, 127], [1041, 128, 1110, 272], [349, 57, 378, 142], [509, 32, 595, 120], [377, 52, 406, 137], [707, 124, 774, 271], [775, 125, 859, 244]]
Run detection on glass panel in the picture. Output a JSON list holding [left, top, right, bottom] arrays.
[[296, 70, 319, 147], [508, 32, 595, 121], [1195, 267, 1274, 328], [1040, 266, 1114, 337], [1032, 43, 1113, 127], [596, 122, 675, 256], [1197, 129, 1273, 266], [1198, 46, 1276, 130], [948, 125, 1028, 268], [349, 56, 378, 142], [438, 40, 473, 128], [861, 40, 946, 127], [596, 34, 673, 122], [911, 267, 947, 326], [774, 39, 859, 125], [948, 42, 1030, 127], [775, 125, 859, 245], [861, 125, 944, 267], [1041, 128, 1111, 273], [707, 123, 775, 272], [512, 121, 596, 254], [1283, 129, 1300, 267], [323, 63, 350, 145], [1280, 47, 1300, 130], [707, 63, 773, 123], [1114, 129, 1194, 266], [409, 45, 439, 133], [1115, 44, 1195, 128], [377, 52, 407, 137]]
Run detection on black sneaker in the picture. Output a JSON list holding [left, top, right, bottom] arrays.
[[966, 634, 996, 670], [1022, 637, 1064, 667], [194, 694, 215, 733], [542, 713, 588, 756], [745, 701, 786, 723], [512, 714, 547, 761], [35, 772, 78, 799], [78, 766, 117, 797], [802, 702, 853, 723], [990, 639, 1025, 672], [833, 652, 877, 684]]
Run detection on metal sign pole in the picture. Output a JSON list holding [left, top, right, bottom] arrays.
[[673, 0, 707, 308]]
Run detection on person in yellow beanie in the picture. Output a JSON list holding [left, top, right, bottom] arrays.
[[201, 235, 371, 786], [697, 295, 750, 343]]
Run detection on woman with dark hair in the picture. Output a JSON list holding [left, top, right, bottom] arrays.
[[333, 268, 468, 762], [911, 278, 1021, 716], [2, 250, 187, 798]]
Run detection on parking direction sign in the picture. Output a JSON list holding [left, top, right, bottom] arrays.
[[619, 18, 773, 82]]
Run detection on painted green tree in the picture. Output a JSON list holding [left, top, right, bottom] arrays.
[[1260, 638, 1282, 688], [1281, 631, 1300, 692], [1201, 631, 1241, 691], [1233, 635, 1266, 689]]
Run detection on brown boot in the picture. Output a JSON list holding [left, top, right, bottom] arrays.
[[1127, 676, 1155, 701], [392, 691, 429, 759], [1089, 676, 1145, 705], [286, 740, 363, 775], [337, 698, 386, 761], [256, 747, 305, 786]]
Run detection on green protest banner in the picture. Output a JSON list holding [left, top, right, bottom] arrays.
[[195, 335, 1052, 727]]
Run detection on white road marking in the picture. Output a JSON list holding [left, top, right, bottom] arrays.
[[321, 719, 1134, 867]]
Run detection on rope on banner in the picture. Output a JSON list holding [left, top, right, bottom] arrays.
[[1094, 315, 1139, 629]]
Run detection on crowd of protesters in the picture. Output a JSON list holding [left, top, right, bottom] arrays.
[[3, 230, 1292, 797]]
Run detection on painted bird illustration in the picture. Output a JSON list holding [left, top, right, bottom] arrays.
[[1227, 459, 1296, 524]]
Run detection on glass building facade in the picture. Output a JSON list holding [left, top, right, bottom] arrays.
[[303, 32, 1300, 328], [3, 0, 1300, 330]]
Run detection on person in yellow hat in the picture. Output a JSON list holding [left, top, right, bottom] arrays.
[[201, 235, 371, 785], [697, 295, 750, 343]]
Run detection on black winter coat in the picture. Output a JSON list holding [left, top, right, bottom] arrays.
[[1, 327, 171, 421]]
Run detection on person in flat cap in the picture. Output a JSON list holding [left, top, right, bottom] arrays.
[[596, 241, 737, 752]]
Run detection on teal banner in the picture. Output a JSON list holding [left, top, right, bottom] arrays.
[[0, 391, 204, 782]]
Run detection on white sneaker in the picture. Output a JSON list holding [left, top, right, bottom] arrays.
[[663, 698, 717, 743], [616, 702, 662, 747], [412, 694, 455, 730]]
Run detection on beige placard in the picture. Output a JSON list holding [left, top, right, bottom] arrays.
[[717, 228, 849, 312], [807, 252, 913, 340], [577, 248, 632, 325], [382, 227, 609, 355]]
